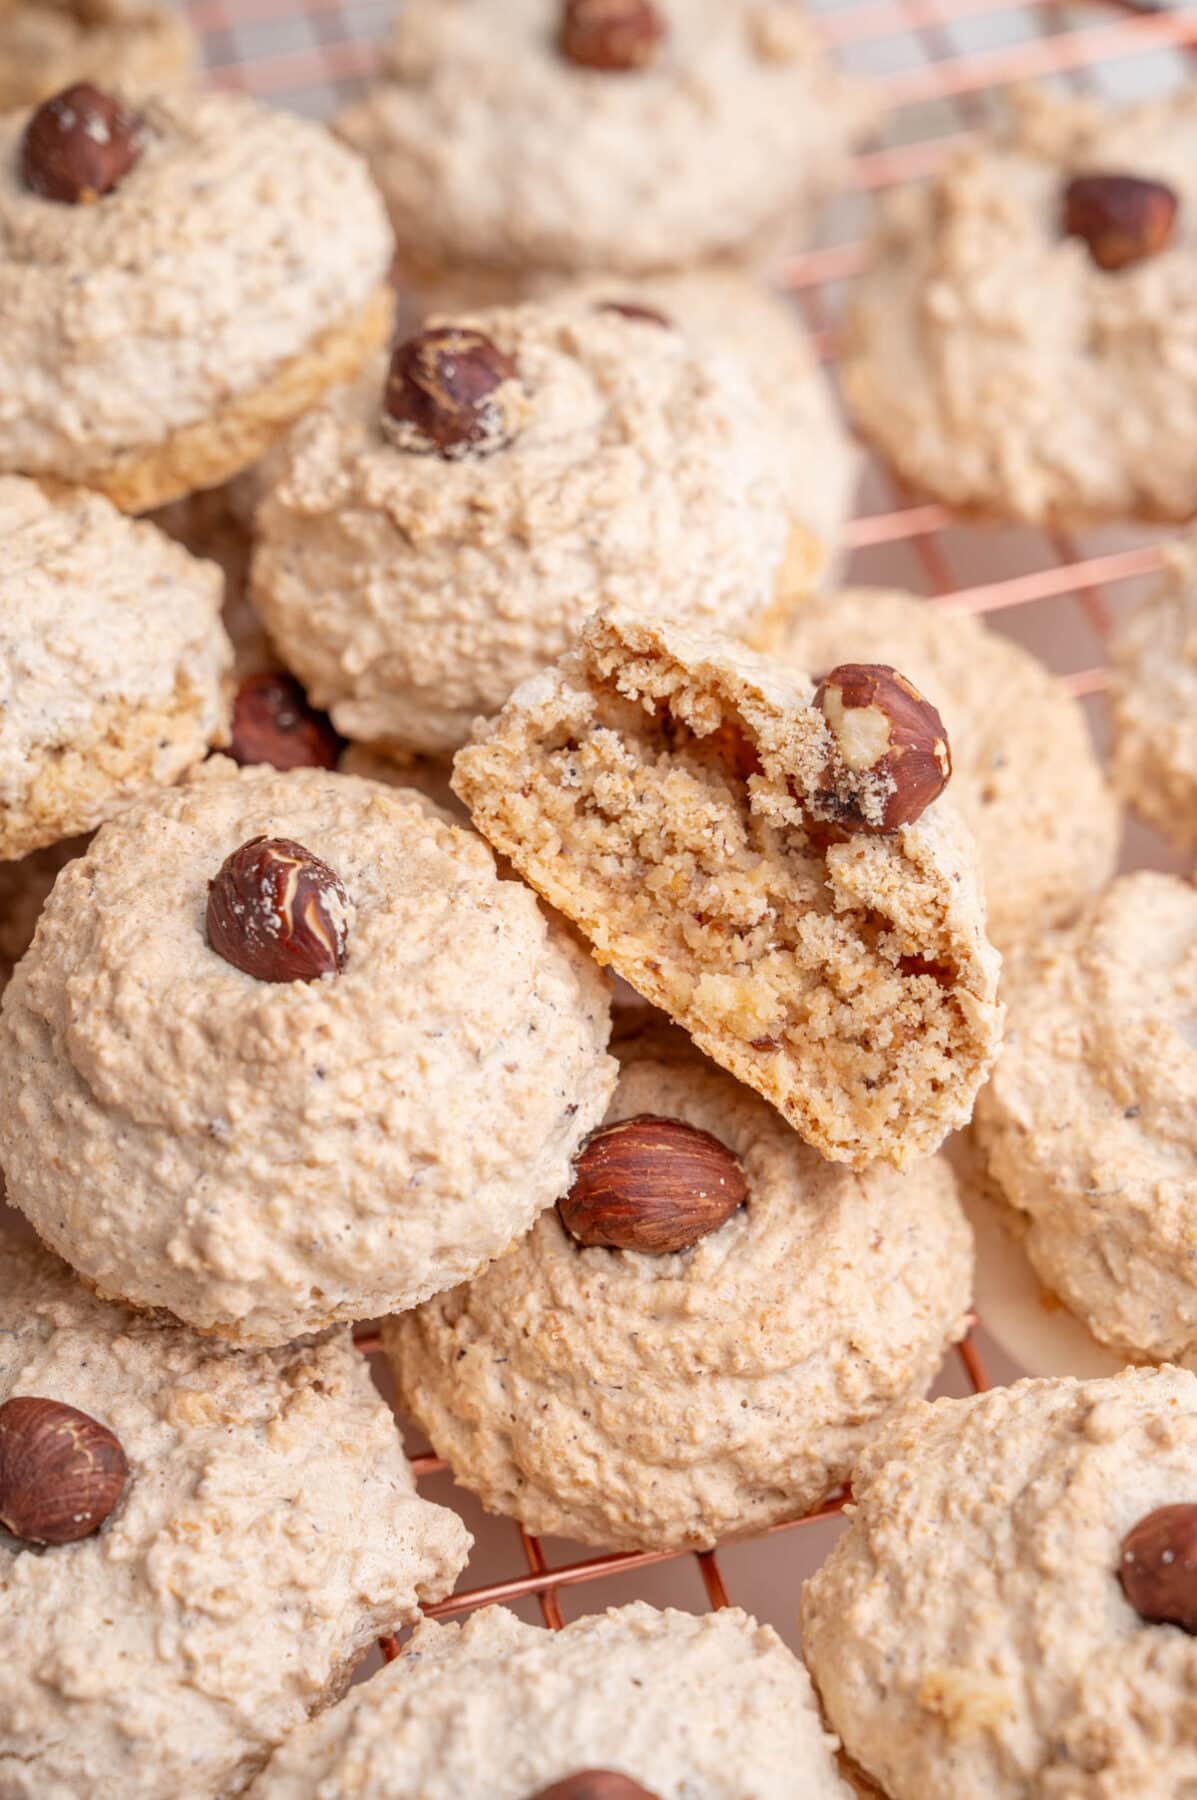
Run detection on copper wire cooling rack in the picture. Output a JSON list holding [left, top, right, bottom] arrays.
[[179, 0, 1197, 1640]]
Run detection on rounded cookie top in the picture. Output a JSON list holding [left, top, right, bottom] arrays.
[[1109, 535, 1197, 852], [0, 2, 195, 111], [0, 1228, 470, 1800], [844, 86, 1197, 524], [336, 0, 875, 278], [248, 1601, 851, 1799], [802, 1367, 1197, 1800], [252, 298, 801, 754], [974, 871, 1197, 1365], [0, 761, 616, 1344]]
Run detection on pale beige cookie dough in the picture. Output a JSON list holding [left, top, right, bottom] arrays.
[[0, 0, 194, 110], [0, 835, 88, 992], [0, 476, 231, 862], [974, 872, 1197, 1367], [0, 762, 616, 1344], [802, 1367, 1197, 1800], [453, 608, 1003, 1170], [0, 89, 394, 512], [253, 297, 818, 757], [1109, 536, 1197, 852], [780, 587, 1119, 949], [0, 1226, 470, 1800], [844, 85, 1197, 524], [249, 1602, 851, 1800]]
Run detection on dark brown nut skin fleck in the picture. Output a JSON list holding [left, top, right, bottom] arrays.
[[229, 673, 342, 773], [559, 1114, 748, 1255], [20, 83, 142, 204], [382, 327, 518, 459], [596, 299, 673, 329], [206, 836, 350, 984], [531, 1774, 660, 1800], [0, 1397, 128, 1546], [813, 662, 951, 834], [1119, 1504, 1197, 1633], [1063, 173, 1180, 271], [558, 0, 666, 71]]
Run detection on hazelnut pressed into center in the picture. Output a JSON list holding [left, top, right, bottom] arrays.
[[558, 1114, 748, 1255], [20, 82, 142, 205]]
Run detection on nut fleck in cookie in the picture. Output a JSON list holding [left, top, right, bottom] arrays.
[[253, 298, 820, 756], [248, 1603, 852, 1800], [802, 1368, 1197, 1799], [387, 1024, 973, 1552], [844, 86, 1197, 524], [453, 609, 1003, 1170], [0, 1226, 470, 1800], [0, 762, 616, 1344], [336, 0, 876, 285], [780, 587, 1119, 949], [1110, 537, 1197, 853], [975, 873, 1197, 1366], [0, 476, 231, 863], [0, 87, 394, 512], [0, 0, 194, 111]]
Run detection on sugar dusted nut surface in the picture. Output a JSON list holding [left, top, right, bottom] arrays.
[[0, 1227, 470, 1800], [779, 586, 1119, 950], [0, 476, 231, 862], [387, 1025, 974, 1551], [0, 1, 194, 112], [247, 1602, 852, 1799], [1110, 536, 1197, 853], [844, 85, 1197, 524], [802, 1368, 1197, 1800], [0, 762, 616, 1344], [974, 872, 1197, 1366], [453, 608, 1003, 1170], [253, 298, 807, 755]]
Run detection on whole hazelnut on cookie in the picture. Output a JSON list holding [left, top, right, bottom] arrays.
[[207, 836, 350, 983], [532, 1776, 660, 1800], [1063, 172, 1179, 271], [0, 1396, 128, 1545], [20, 82, 142, 203], [1119, 1504, 1197, 1634], [559, 1113, 748, 1253], [382, 326, 519, 459], [558, 0, 667, 72], [813, 663, 951, 832]]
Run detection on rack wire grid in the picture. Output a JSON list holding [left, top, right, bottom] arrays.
[[178, 0, 1197, 1652]]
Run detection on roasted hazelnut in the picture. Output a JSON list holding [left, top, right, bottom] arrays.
[[1063, 172, 1179, 271], [0, 1396, 128, 1545], [20, 82, 142, 204], [813, 663, 951, 834], [229, 673, 341, 773], [383, 327, 518, 459], [596, 299, 673, 329], [559, 1114, 748, 1255], [531, 1775, 660, 1800], [558, 0, 666, 71], [1119, 1504, 1197, 1633], [207, 836, 350, 984]]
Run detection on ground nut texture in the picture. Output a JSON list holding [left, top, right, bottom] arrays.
[[386, 1025, 974, 1552], [1110, 536, 1197, 853], [781, 587, 1119, 950], [0, 835, 88, 993], [0, 90, 394, 508], [0, 1, 195, 109], [844, 86, 1197, 524], [335, 0, 876, 281], [0, 477, 231, 862], [248, 1603, 851, 1800], [252, 298, 815, 757], [802, 1368, 1197, 1800], [0, 1228, 470, 1800], [974, 873, 1197, 1366], [453, 610, 1003, 1170], [0, 762, 616, 1344]]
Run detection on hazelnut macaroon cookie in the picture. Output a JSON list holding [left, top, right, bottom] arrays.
[[1109, 535, 1197, 853], [0, 761, 616, 1344], [0, 475, 230, 863], [248, 1603, 852, 1799], [0, 0, 194, 111], [802, 1368, 1197, 1798], [0, 82, 394, 512], [453, 608, 1003, 1170], [0, 1224, 470, 1800]]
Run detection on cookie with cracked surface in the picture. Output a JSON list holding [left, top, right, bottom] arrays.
[[0, 760, 616, 1344], [0, 476, 231, 862], [802, 1367, 1197, 1799], [844, 86, 1197, 524], [780, 586, 1119, 950], [1109, 537, 1197, 853], [0, 0, 194, 110], [452, 608, 1003, 1170], [974, 872, 1197, 1366], [248, 1602, 851, 1800]]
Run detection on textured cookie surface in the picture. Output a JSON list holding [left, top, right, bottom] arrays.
[[249, 1602, 851, 1799], [0, 1228, 470, 1800], [0, 0, 194, 109], [975, 872, 1197, 1365], [802, 1368, 1197, 1799], [781, 587, 1119, 948], [0, 762, 616, 1343], [0, 835, 88, 992], [1110, 536, 1197, 852], [844, 86, 1197, 523], [453, 609, 1003, 1169]]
